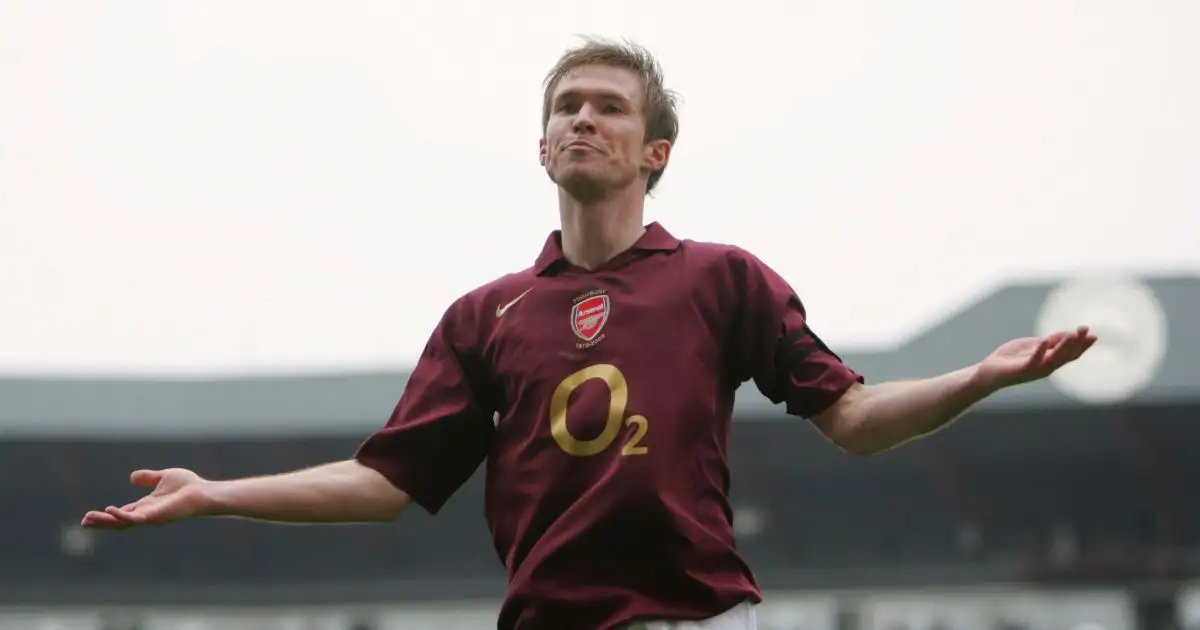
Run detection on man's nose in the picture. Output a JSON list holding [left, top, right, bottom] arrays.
[[571, 104, 598, 133]]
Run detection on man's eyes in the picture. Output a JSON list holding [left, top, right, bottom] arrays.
[[555, 102, 626, 114]]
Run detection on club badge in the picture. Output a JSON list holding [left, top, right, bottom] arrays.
[[571, 290, 610, 348]]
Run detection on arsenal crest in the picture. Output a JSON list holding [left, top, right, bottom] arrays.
[[571, 291, 610, 348]]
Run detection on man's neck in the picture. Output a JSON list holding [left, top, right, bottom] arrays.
[[557, 185, 647, 271]]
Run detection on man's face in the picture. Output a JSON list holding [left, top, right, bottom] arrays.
[[540, 64, 670, 200]]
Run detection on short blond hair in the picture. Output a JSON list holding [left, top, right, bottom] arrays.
[[542, 37, 680, 194]]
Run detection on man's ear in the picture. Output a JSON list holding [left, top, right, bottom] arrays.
[[643, 138, 671, 172]]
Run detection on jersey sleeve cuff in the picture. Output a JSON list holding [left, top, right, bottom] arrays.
[[354, 450, 450, 515], [787, 370, 865, 419]]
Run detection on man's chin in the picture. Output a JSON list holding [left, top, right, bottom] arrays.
[[554, 169, 611, 202]]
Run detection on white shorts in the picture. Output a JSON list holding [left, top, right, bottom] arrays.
[[624, 601, 757, 630]]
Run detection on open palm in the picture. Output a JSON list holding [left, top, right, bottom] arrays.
[[81, 468, 211, 530], [978, 325, 1097, 389]]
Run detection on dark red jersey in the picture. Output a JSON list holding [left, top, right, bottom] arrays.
[[356, 223, 862, 629]]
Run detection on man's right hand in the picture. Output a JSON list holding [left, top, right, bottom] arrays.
[[81, 468, 212, 530], [80, 460, 411, 528]]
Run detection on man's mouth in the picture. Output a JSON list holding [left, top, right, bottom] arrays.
[[565, 140, 600, 152]]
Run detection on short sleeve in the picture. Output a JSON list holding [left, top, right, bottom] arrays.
[[354, 305, 495, 515], [732, 250, 864, 419]]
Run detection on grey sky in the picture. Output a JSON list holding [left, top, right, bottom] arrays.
[[2, 0, 1197, 376]]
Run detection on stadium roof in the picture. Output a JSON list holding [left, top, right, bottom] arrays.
[[1, 275, 1196, 438]]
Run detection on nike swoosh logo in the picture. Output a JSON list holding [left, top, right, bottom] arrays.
[[496, 287, 534, 318]]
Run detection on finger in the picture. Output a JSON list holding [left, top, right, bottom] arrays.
[[1028, 338, 1050, 366], [1061, 325, 1096, 347], [104, 505, 144, 524], [82, 517, 127, 529], [130, 469, 163, 487], [1044, 331, 1070, 349], [82, 511, 131, 530], [1067, 335, 1098, 360], [1048, 333, 1094, 365], [82, 510, 115, 524], [109, 501, 170, 524]]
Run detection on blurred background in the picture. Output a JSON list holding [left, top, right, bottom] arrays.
[[2, 1, 1198, 629]]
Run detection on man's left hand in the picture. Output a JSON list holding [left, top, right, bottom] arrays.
[[977, 325, 1098, 390]]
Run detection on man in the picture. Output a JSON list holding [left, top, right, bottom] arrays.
[[82, 38, 1097, 630]]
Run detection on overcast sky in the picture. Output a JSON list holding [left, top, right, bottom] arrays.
[[2, 0, 1197, 376]]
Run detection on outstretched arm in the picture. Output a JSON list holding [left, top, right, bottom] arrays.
[[812, 326, 1097, 455], [205, 460, 410, 523], [82, 460, 411, 529], [83, 300, 494, 531], [730, 250, 1098, 457]]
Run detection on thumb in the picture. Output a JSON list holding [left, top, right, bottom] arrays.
[[130, 469, 163, 487]]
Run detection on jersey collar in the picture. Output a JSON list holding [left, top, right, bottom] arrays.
[[534, 222, 680, 276]]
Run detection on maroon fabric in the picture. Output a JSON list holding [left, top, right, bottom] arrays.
[[356, 223, 862, 629]]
